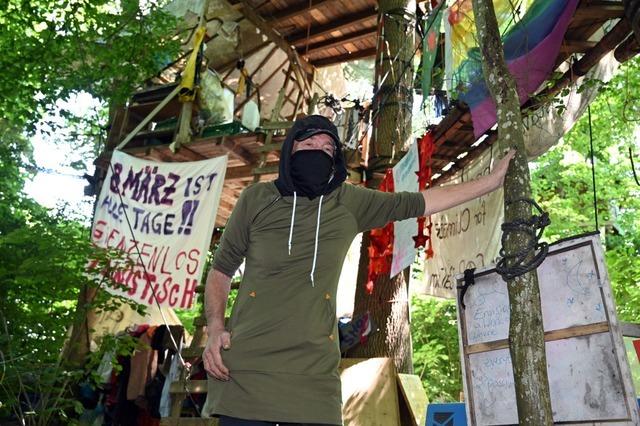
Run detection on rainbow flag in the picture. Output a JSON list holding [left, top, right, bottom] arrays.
[[449, 0, 579, 138]]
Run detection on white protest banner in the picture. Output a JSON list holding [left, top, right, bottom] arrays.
[[89, 150, 227, 309], [416, 149, 503, 298], [391, 141, 420, 278]]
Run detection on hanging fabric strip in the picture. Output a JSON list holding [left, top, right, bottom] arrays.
[[421, 3, 445, 99], [179, 26, 207, 102]]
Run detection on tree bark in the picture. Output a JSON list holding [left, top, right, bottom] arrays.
[[62, 285, 98, 367], [471, 1, 553, 424], [347, 0, 415, 374]]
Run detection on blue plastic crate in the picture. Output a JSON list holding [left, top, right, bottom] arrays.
[[425, 403, 467, 426]]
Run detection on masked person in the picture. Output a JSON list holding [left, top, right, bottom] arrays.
[[202, 115, 515, 426]]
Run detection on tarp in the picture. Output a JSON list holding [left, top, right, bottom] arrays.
[[90, 151, 227, 309], [447, 0, 580, 138], [523, 51, 621, 159]]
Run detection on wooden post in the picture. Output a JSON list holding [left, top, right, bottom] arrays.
[[471, 1, 553, 424], [347, 0, 416, 374]]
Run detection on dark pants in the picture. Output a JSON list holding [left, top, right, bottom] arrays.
[[219, 415, 340, 426]]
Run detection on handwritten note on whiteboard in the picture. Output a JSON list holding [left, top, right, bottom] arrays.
[[457, 234, 639, 425]]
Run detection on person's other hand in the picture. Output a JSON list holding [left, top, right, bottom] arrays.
[[203, 326, 231, 381], [492, 149, 516, 188]]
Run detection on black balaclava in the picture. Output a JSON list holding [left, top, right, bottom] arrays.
[[274, 115, 348, 199]]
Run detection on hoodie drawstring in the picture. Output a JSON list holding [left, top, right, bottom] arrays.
[[310, 195, 324, 287], [288, 192, 297, 255]]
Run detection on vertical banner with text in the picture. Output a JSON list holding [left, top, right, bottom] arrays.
[[417, 150, 503, 298], [391, 141, 420, 278], [90, 151, 227, 309]]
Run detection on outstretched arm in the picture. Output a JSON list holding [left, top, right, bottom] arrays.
[[422, 149, 515, 216]]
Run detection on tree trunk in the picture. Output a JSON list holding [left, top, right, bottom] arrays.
[[471, 1, 553, 424], [347, 0, 415, 374], [62, 285, 98, 367]]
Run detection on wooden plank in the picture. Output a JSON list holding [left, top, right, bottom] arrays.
[[573, 2, 625, 20], [179, 145, 208, 160], [560, 39, 598, 54], [255, 144, 283, 153], [116, 85, 181, 151], [269, 0, 339, 23], [544, 321, 610, 341], [300, 27, 377, 56], [219, 136, 257, 165], [239, 0, 314, 77], [465, 322, 611, 354], [397, 374, 428, 426], [621, 322, 640, 338], [226, 161, 280, 179], [258, 120, 294, 130], [287, 7, 377, 46], [340, 358, 401, 426], [311, 47, 377, 67]]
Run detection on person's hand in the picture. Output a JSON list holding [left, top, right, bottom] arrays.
[[203, 326, 231, 381], [491, 149, 516, 188]]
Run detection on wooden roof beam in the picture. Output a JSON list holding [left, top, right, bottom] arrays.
[[226, 160, 280, 179], [311, 47, 377, 67], [560, 39, 598, 54], [216, 135, 258, 165], [573, 2, 625, 20], [299, 27, 377, 56], [287, 7, 378, 47], [270, 0, 340, 24], [239, 0, 315, 77]]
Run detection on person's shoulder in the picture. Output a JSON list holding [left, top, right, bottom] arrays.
[[338, 182, 373, 197], [240, 181, 274, 196], [336, 182, 375, 206], [237, 181, 279, 206]]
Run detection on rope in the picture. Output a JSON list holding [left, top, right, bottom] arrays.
[[630, 146, 640, 186], [588, 106, 599, 230], [457, 268, 476, 310], [495, 198, 550, 281]]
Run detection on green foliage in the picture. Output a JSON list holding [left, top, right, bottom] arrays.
[[408, 57, 640, 406], [411, 295, 461, 402], [0, 121, 144, 424], [0, 0, 179, 132], [531, 57, 640, 324]]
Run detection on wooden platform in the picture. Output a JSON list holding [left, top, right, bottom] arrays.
[[93, 0, 639, 228]]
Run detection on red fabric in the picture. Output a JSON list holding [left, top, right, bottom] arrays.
[[365, 169, 395, 294], [413, 132, 436, 258], [633, 339, 640, 363]]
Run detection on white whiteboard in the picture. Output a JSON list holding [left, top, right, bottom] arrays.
[[456, 234, 639, 425]]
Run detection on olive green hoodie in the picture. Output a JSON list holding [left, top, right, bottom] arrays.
[[203, 117, 425, 424]]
